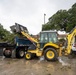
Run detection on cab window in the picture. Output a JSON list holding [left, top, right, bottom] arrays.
[[40, 33, 48, 43]]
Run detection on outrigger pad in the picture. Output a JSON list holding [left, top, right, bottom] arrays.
[[10, 23, 28, 33]]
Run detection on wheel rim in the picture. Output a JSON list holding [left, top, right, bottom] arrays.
[[5, 50, 11, 55], [46, 50, 55, 59], [26, 54, 31, 59], [19, 51, 24, 57]]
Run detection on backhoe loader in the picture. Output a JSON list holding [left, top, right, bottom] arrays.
[[3, 23, 76, 61]]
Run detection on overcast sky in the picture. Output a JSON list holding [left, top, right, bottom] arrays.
[[0, 0, 76, 34]]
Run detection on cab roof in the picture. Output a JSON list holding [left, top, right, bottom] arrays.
[[40, 30, 57, 33]]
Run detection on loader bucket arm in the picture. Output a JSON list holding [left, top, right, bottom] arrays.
[[10, 23, 39, 45]]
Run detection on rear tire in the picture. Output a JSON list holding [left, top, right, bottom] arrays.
[[3, 49, 12, 58], [44, 48, 58, 61], [16, 49, 25, 58]]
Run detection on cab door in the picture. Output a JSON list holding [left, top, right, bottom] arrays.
[[40, 32, 48, 48]]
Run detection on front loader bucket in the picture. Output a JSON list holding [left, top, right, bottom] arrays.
[[10, 23, 28, 33]]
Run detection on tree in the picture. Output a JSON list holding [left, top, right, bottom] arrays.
[[42, 3, 76, 32], [0, 24, 5, 39], [0, 24, 15, 42], [42, 23, 51, 31], [66, 3, 76, 32]]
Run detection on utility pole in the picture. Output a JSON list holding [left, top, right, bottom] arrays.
[[44, 13, 46, 24]]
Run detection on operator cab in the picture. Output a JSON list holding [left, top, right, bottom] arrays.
[[40, 30, 58, 48]]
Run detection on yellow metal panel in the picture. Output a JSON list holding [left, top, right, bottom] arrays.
[[66, 27, 76, 54], [28, 49, 42, 56], [43, 42, 59, 49]]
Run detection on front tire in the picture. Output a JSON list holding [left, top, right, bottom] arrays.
[[25, 52, 32, 60], [44, 48, 58, 61]]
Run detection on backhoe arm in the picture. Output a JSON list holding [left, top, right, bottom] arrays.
[[65, 26, 76, 55]]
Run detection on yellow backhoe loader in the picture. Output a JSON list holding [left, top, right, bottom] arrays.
[[10, 23, 76, 61]]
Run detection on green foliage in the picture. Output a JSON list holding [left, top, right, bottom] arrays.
[[42, 3, 76, 32], [42, 23, 51, 31], [0, 23, 27, 44], [0, 24, 5, 38], [0, 24, 15, 43]]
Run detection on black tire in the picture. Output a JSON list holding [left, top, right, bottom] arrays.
[[3, 49, 12, 58], [25, 52, 32, 60], [16, 49, 25, 58], [44, 48, 58, 61]]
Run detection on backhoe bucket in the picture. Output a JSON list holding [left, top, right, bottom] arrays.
[[10, 23, 28, 33]]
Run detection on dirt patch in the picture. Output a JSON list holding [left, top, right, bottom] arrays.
[[0, 56, 76, 75]]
